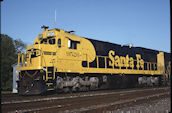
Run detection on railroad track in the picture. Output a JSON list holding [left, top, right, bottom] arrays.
[[1, 87, 168, 102], [1, 87, 170, 113], [1, 93, 18, 99]]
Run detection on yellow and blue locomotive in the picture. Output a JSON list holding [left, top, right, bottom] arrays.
[[17, 26, 171, 95]]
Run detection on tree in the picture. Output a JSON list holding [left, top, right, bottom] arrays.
[[14, 39, 26, 53], [1, 34, 26, 91]]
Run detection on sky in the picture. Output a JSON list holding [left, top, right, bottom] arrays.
[[1, 0, 170, 52]]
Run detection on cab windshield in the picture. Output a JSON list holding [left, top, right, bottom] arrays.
[[40, 38, 55, 45]]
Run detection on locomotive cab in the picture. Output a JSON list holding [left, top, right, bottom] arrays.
[[17, 26, 96, 95]]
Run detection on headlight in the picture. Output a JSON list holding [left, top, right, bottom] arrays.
[[47, 32, 55, 37]]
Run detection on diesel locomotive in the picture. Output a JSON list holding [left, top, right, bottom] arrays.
[[17, 26, 171, 95]]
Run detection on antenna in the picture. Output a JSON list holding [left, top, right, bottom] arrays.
[[54, 9, 56, 28]]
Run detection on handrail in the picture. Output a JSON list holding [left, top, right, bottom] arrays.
[[87, 55, 160, 72], [17, 49, 43, 68], [18, 53, 27, 67], [17, 53, 21, 68]]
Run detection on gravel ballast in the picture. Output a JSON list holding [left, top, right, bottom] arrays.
[[109, 97, 171, 113]]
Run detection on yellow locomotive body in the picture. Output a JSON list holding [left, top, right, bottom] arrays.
[[17, 26, 170, 95]]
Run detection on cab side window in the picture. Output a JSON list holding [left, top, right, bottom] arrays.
[[58, 38, 61, 47], [68, 39, 78, 49]]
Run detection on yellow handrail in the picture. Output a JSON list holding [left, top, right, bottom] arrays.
[[96, 56, 99, 68], [21, 53, 24, 67], [17, 53, 21, 67]]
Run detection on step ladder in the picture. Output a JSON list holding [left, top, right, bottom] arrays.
[[45, 67, 55, 91]]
